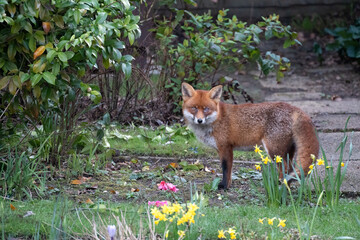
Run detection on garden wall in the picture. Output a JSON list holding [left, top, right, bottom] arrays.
[[158, 0, 354, 19]]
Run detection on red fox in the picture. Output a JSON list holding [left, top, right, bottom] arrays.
[[181, 82, 319, 189]]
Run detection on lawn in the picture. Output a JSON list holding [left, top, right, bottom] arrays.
[[1, 124, 360, 239]]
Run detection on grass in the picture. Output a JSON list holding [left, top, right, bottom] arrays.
[[1, 197, 360, 239], [106, 124, 255, 160]]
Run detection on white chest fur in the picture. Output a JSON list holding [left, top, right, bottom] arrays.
[[188, 124, 218, 150]]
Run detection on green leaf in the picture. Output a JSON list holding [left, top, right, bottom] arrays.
[[128, 32, 135, 45], [47, 50, 57, 62], [53, 15, 64, 28], [31, 74, 43, 87], [20, 72, 30, 83], [96, 12, 107, 24], [58, 52, 68, 62], [52, 62, 60, 76], [23, 21, 33, 34], [34, 31, 45, 44], [65, 51, 75, 60], [43, 72, 56, 85], [121, 0, 130, 9], [7, 42, 16, 60], [121, 62, 131, 79], [0, 76, 11, 90], [113, 48, 122, 61], [29, 37, 36, 52], [74, 9, 81, 24]]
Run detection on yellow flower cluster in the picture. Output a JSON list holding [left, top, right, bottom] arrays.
[[151, 202, 199, 227], [259, 217, 286, 227], [254, 144, 282, 167], [217, 227, 237, 239], [308, 156, 328, 174]]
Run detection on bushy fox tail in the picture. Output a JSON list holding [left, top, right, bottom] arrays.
[[287, 112, 319, 182]]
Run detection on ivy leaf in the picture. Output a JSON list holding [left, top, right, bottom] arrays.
[[43, 72, 56, 85]]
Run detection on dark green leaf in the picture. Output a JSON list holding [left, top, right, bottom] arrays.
[[43, 72, 56, 85], [31, 74, 42, 86]]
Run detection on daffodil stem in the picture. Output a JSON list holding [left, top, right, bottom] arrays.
[[286, 185, 301, 238], [309, 191, 324, 240]]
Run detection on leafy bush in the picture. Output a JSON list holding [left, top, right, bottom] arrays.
[[0, 0, 140, 163], [152, 10, 299, 112], [325, 18, 360, 60]]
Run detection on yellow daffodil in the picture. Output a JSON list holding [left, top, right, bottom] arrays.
[[178, 230, 185, 238], [262, 156, 271, 164], [255, 164, 261, 171], [165, 230, 169, 238], [341, 162, 345, 167], [308, 164, 314, 174], [268, 217, 275, 225], [230, 233, 236, 239], [275, 155, 282, 163], [316, 158, 324, 166], [254, 144, 262, 153], [310, 154, 315, 161], [154, 220, 159, 225], [277, 218, 286, 227], [218, 230, 226, 239], [259, 218, 265, 224], [172, 203, 182, 213]]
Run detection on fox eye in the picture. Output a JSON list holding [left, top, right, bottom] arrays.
[[191, 107, 197, 111], [203, 107, 210, 113]]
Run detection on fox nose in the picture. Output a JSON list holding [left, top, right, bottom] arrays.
[[197, 119, 203, 124]]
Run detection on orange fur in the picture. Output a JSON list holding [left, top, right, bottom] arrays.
[[182, 83, 319, 189]]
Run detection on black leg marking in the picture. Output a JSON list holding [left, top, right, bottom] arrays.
[[218, 160, 228, 190]]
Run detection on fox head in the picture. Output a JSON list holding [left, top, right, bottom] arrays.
[[181, 82, 222, 125]]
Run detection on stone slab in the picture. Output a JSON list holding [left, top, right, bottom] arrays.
[[314, 114, 360, 132], [259, 75, 316, 91], [315, 161, 360, 193], [284, 99, 360, 115], [265, 91, 323, 101], [317, 132, 360, 161]]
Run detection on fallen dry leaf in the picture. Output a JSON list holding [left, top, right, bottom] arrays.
[[85, 198, 94, 204], [10, 203, 16, 211], [131, 188, 139, 192], [70, 179, 82, 185], [110, 190, 116, 194], [169, 162, 179, 168]]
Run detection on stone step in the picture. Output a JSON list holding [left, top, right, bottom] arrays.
[[283, 99, 360, 115], [265, 91, 323, 101], [314, 161, 360, 193], [318, 132, 360, 161], [314, 114, 360, 132]]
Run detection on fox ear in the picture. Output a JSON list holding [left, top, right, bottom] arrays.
[[209, 85, 222, 102], [182, 82, 195, 101]]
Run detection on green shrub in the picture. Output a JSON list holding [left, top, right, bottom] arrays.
[[152, 10, 300, 112], [0, 0, 140, 163], [325, 18, 360, 60]]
